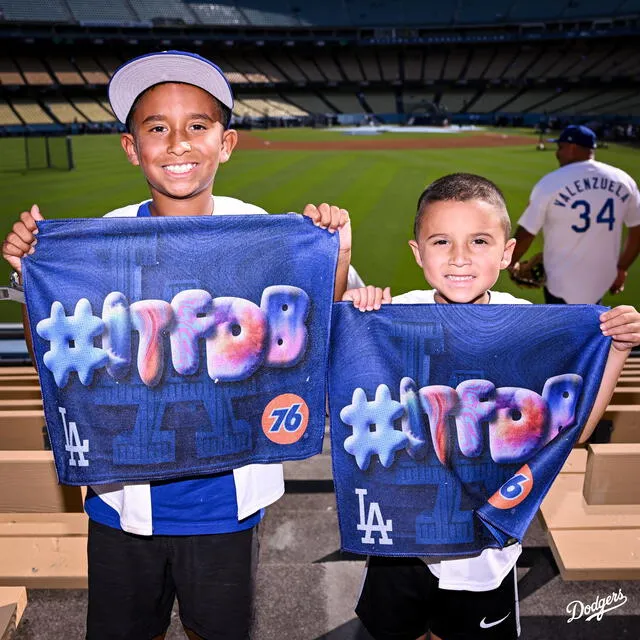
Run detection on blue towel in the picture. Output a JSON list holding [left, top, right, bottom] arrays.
[[328, 303, 610, 557], [24, 214, 337, 485]]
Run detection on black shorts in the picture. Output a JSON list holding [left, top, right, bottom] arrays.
[[86, 519, 258, 640], [355, 556, 520, 640]]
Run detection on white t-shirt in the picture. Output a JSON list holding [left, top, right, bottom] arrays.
[[391, 288, 529, 591], [518, 159, 640, 304]]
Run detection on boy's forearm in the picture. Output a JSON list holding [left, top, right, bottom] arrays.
[[578, 344, 629, 443], [334, 251, 351, 301]]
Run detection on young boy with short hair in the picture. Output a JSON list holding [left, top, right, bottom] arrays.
[[343, 172, 640, 640], [2, 50, 355, 640]]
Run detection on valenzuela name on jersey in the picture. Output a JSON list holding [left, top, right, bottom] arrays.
[[553, 177, 631, 207]]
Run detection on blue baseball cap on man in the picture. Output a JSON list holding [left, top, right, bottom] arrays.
[[108, 50, 234, 124], [552, 125, 597, 149]]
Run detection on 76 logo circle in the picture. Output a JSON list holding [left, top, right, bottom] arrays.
[[261, 393, 309, 444]]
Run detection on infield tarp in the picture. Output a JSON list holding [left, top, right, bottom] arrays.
[[328, 303, 610, 557], [23, 214, 338, 485]]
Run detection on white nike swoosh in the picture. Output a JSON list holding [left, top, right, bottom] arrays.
[[479, 613, 511, 629]]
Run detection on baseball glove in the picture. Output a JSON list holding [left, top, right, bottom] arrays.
[[509, 253, 546, 289]]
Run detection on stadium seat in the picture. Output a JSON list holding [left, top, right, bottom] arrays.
[[0, 101, 22, 126], [266, 53, 308, 83], [0, 59, 24, 86], [379, 50, 400, 82], [362, 92, 397, 114], [74, 57, 109, 85], [11, 101, 53, 125], [0, 0, 71, 22], [463, 47, 497, 80], [281, 93, 334, 115], [322, 92, 364, 114], [403, 50, 426, 82], [188, 3, 248, 26], [49, 58, 84, 85], [335, 55, 365, 83], [439, 90, 477, 113], [45, 99, 87, 124], [65, 0, 139, 24], [72, 99, 114, 122], [242, 6, 299, 27], [358, 50, 383, 83], [310, 53, 344, 83], [423, 52, 447, 82], [442, 50, 470, 81], [470, 90, 515, 113], [128, 0, 197, 24], [14, 58, 53, 86]]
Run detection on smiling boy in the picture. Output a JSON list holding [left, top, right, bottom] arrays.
[[344, 173, 640, 640], [3, 51, 355, 640]]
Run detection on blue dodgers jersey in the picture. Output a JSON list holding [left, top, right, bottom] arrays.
[[328, 303, 610, 557], [84, 203, 260, 535]]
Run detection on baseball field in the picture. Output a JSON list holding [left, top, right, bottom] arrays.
[[0, 127, 638, 323]]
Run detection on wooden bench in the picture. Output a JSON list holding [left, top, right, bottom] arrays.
[[0, 587, 27, 640], [540, 443, 640, 580], [0, 383, 88, 590], [601, 405, 640, 443], [0, 411, 47, 451]]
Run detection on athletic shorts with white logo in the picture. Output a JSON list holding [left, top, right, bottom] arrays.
[[355, 555, 520, 640]]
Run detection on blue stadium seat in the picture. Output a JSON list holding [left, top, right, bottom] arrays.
[[188, 3, 248, 25], [0, 0, 71, 22], [65, 0, 140, 24], [128, 0, 198, 24]]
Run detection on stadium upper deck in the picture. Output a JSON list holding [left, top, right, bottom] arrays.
[[0, 0, 638, 27], [0, 0, 638, 130]]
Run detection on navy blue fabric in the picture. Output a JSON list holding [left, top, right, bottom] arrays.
[[23, 214, 338, 485], [328, 303, 610, 557]]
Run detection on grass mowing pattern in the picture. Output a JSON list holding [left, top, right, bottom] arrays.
[[0, 131, 638, 323]]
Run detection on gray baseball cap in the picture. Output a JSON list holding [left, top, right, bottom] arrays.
[[108, 50, 234, 124]]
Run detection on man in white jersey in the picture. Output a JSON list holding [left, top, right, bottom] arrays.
[[510, 125, 640, 304], [1, 50, 360, 640], [342, 173, 640, 640]]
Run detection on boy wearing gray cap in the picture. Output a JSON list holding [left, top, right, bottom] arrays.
[[2, 50, 356, 639]]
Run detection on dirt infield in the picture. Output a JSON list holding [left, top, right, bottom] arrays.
[[238, 131, 534, 151]]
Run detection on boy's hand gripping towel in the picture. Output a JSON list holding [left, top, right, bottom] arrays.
[[23, 215, 338, 485], [328, 303, 610, 557]]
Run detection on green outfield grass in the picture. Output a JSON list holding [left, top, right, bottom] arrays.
[[0, 130, 638, 323]]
